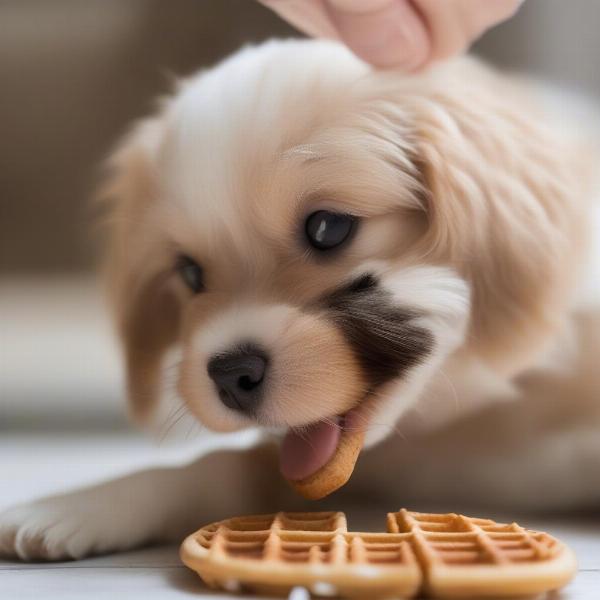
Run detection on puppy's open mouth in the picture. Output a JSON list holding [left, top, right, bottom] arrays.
[[279, 404, 366, 482]]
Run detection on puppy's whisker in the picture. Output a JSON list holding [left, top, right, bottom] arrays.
[[157, 403, 189, 444], [437, 367, 460, 415], [185, 419, 204, 441]]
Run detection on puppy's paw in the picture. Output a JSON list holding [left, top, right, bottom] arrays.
[[0, 484, 159, 562], [0, 470, 184, 561], [0, 499, 105, 561]]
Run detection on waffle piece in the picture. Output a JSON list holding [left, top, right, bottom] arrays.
[[180, 509, 577, 598], [181, 511, 421, 598], [289, 430, 365, 500], [390, 510, 577, 598]]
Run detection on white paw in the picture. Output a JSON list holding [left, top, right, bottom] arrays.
[[0, 497, 115, 561], [0, 471, 182, 561], [0, 486, 155, 562]]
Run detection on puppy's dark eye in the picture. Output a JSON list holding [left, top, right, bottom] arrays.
[[305, 211, 357, 251], [176, 255, 204, 293]]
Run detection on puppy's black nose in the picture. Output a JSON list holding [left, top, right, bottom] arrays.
[[207, 346, 268, 414]]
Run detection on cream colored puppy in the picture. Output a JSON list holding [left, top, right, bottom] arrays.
[[1, 39, 599, 560]]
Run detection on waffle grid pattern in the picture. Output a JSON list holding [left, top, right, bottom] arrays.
[[389, 509, 561, 567], [181, 509, 576, 598], [196, 511, 418, 567]]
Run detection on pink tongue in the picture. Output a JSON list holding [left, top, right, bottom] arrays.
[[280, 421, 341, 481]]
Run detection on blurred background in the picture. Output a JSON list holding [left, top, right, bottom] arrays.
[[1, 0, 600, 432]]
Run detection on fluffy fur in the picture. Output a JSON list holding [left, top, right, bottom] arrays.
[[1, 39, 599, 560]]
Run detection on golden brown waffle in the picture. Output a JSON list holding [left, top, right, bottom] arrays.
[[390, 510, 576, 598], [289, 430, 365, 500], [180, 509, 577, 598]]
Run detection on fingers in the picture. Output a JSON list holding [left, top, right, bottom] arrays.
[[259, 0, 523, 69], [258, 0, 430, 68]]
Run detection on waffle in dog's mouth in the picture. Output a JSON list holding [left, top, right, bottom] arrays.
[[279, 405, 366, 481], [278, 273, 435, 483]]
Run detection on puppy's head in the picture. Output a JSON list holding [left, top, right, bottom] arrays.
[[103, 40, 585, 468]]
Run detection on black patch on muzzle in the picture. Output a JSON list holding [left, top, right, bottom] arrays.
[[320, 273, 434, 388]]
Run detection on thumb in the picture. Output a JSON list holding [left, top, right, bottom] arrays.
[[325, 0, 431, 70]]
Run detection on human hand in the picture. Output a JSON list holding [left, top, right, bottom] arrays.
[[259, 0, 522, 70]]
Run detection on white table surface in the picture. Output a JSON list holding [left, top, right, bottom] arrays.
[[0, 431, 599, 599]]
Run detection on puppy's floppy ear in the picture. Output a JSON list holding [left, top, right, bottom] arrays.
[[379, 59, 590, 374], [100, 117, 181, 423]]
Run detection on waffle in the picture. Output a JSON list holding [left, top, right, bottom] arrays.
[[289, 430, 365, 500], [180, 509, 577, 598]]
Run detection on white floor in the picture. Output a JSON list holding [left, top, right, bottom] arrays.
[[0, 432, 599, 599]]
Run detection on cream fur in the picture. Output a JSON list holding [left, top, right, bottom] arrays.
[[1, 39, 599, 561], [89, 38, 600, 500]]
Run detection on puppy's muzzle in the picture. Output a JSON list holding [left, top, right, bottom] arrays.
[[207, 344, 269, 415]]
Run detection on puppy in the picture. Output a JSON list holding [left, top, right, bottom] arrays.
[[2, 39, 599, 561]]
